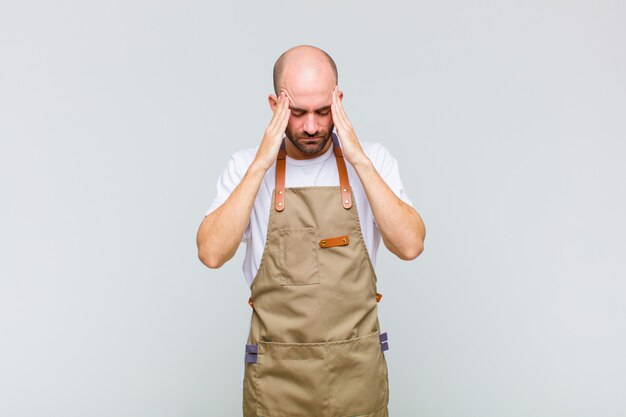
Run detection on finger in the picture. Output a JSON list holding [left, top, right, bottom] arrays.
[[335, 94, 351, 130], [331, 87, 339, 118], [269, 94, 290, 138], [331, 86, 346, 121], [331, 105, 343, 131], [333, 87, 350, 126], [331, 89, 347, 130], [331, 100, 340, 129], [279, 96, 291, 127], [267, 92, 287, 132]]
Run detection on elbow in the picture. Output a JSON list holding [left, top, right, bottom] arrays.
[[395, 209, 426, 260], [402, 219, 426, 260], [197, 220, 228, 269], [384, 233, 425, 261], [399, 241, 424, 261], [197, 246, 226, 269]]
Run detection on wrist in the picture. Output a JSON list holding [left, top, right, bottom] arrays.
[[248, 159, 271, 178], [350, 154, 373, 171]]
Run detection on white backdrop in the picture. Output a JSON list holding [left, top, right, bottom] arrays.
[[1, 1, 625, 416]]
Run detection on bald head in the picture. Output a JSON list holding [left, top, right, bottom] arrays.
[[273, 45, 338, 95]]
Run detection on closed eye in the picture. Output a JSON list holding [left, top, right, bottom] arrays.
[[289, 105, 331, 117]]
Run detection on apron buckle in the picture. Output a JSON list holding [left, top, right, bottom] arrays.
[[379, 332, 389, 352], [245, 344, 258, 363]]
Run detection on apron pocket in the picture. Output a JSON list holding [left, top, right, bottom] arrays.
[[256, 341, 329, 417], [277, 227, 320, 286], [328, 331, 389, 417]]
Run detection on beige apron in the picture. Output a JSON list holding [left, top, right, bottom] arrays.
[[243, 133, 390, 417]]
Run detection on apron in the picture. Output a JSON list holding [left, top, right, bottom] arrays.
[[242, 133, 390, 417]]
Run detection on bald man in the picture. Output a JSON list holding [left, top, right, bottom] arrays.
[[197, 45, 425, 417]]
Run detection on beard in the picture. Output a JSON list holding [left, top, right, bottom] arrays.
[[285, 127, 333, 155]]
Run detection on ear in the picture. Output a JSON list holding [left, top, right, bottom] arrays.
[[268, 94, 278, 112], [335, 85, 344, 102]]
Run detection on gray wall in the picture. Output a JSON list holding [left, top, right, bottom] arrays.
[[1, 1, 625, 416]]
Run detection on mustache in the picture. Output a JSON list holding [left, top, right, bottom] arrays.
[[296, 131, 329, 139]]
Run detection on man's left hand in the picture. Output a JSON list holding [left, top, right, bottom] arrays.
[[331, 85, 370, 167]]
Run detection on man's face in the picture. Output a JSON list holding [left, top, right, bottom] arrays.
[[280, 65, 335, 156], [280, 77, 335, 156]]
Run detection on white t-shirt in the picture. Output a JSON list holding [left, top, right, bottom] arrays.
[[205, 139, 414, 286]]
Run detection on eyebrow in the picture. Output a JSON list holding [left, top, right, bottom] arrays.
[[290, 105, 332, 113]]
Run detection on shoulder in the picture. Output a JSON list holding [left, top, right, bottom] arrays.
[[359, 141, 415, 207], [361, 141, 389, 159], [224, 146, 259, 174], [360, 142, 399, 173], [229, 146, 258, 165]]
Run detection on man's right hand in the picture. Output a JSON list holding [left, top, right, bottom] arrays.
[[253, 91, 291, 171]]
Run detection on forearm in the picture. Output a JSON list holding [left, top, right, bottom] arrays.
[[196, 162, 267, 268], [197, 92, 291, 269], [352, 158, 425, 260]]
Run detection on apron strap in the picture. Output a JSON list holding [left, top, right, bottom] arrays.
[[332, 133, 353, 209], [275, 140, 287, 212], [274, 133, 353, 211]]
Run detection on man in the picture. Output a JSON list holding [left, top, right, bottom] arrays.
[[197, 45, 425, 417]]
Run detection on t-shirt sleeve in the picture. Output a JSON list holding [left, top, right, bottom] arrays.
[[369, 143, 415, 226], [205, 153, 251, 243]]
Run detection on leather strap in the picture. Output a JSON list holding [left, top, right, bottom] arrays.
[[319, 235, 350, 248], [274, 133, 352, 211], [332, 133, 352, 209], [275, 140, 286, 211]]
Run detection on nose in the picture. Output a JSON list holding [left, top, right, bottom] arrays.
[[302, 113, 319, 136]]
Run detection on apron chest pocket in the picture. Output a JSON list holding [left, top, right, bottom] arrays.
[[277, 227, 320, 286]]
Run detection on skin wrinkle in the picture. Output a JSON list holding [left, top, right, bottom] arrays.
[[269, 46, 339, 159]]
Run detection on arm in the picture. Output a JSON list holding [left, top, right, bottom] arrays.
[[330, 86, 425, 260], [196, 92, 291, 268], [352, 158, 425, 260], [196, 163, 266, 268]]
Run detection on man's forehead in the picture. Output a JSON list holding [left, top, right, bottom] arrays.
[[282, 86, 333, 110]]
